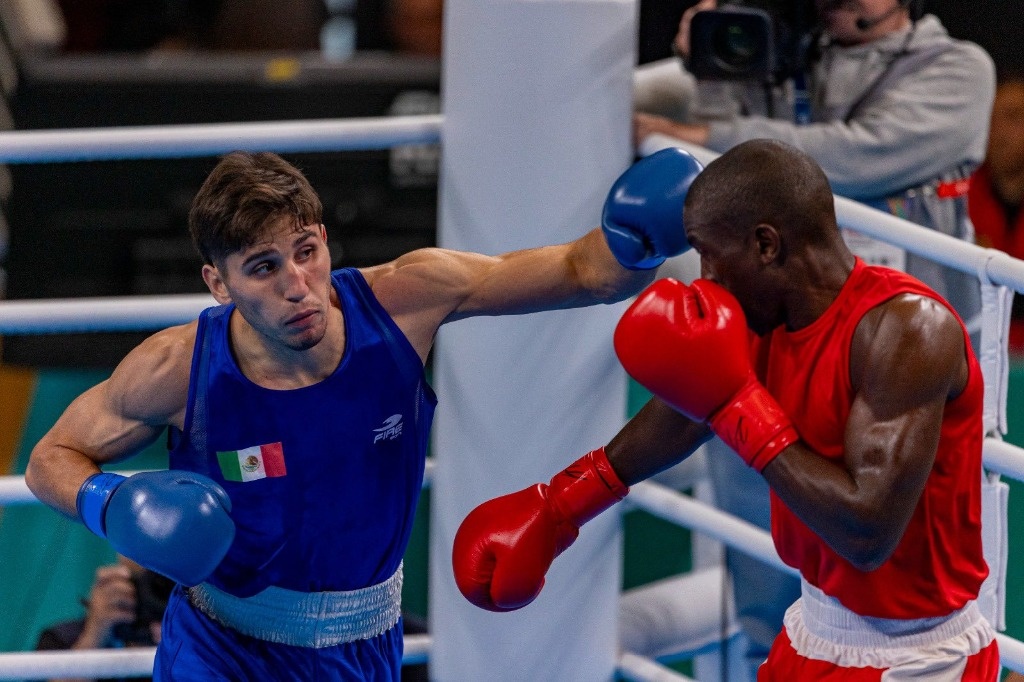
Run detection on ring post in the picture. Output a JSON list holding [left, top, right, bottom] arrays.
[[428, 0, 638, 679]]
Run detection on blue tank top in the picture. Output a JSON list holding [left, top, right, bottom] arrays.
[[168, 268, 436, 597]]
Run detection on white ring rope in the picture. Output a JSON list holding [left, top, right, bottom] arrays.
[[998, 634, 1024, 676], [626, 481, 797, 576], [0, 638, 693, 681], [0, 460, 437, 505], [402, 633, 431, 665], [0, 648, 157, 681], [0, 294, 216, 334], [980, 438, 1024, 480], [1, 123, 1023, 679], [0, 115, 442, 163], [0, 635, 434, 681]]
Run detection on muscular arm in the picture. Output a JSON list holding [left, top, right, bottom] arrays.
[[605, 397, 714, 485], [364, 228, 654, 361], [761, 295, 969, 570], [25, 324, 195, 518]]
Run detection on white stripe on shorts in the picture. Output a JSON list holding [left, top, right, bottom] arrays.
[[783, 579, 995, 678]]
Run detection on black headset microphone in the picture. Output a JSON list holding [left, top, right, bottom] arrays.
[[855, 0, 913, 31]]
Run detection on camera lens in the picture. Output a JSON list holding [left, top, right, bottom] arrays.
[[713, 23, 763, 70], [688, 6, 780, 81]]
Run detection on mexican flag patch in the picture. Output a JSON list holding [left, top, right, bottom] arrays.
[[217, 442, 287, 482]]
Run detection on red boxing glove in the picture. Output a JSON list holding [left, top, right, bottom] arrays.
[[614, 278, 798, 471], [452, 447, 628, 612]]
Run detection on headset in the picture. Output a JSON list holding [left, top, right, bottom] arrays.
[[855, 0, 918, 31]]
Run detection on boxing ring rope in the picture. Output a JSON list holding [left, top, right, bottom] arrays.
[[0, 635, 433, 681], [0, 116, 442, 163], [0, 121, 1022, 679]]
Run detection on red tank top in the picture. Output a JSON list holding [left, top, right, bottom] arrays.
[[755, 258, 988, 618]]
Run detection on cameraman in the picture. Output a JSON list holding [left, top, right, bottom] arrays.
[[635, 0, 993, 329], [35, 556, 172, 682], [625, 1, 995, 679]]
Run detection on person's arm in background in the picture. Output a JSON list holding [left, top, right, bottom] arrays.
[[69, 563, 138, 652], [633, 59, 697, 121], [632, 3, 704, 123], [632, 0, 772, 148], [35, 562, 138, 682]]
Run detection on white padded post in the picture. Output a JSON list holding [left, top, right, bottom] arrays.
[[428, 1, 638, 679]]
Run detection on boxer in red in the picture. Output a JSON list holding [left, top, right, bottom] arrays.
[[454, 139, 999, 680]]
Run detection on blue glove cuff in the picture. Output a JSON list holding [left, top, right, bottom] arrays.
[[76, 472, 127, 538]]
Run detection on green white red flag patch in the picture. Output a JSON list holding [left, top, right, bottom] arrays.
[[217, 442, 286, 482]]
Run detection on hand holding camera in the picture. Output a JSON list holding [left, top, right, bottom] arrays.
[[78, 563, 138, 649], [673, 0, 718, 60], [78, 560, 174, 648]]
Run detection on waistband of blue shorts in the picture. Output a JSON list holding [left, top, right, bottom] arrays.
[[187, 563, 403, 648]]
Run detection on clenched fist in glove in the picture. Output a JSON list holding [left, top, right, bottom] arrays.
[[452, 447, 628, 612], [614, 278, 798, 471], [78, 470, 235, 586], [602, 147, 703, 270]]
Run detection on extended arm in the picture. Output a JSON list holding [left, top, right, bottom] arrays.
[[366, 149, 703, 361]]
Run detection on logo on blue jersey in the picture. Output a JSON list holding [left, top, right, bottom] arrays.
[[373, 414, 404, 443]]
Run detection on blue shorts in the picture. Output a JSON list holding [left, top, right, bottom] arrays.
[[154, 585, 404, 681]]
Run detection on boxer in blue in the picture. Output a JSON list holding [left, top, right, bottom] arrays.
[[25, 148, 702, 680]]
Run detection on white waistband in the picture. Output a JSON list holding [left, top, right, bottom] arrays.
[[188, 563, 403, 648], [799, 578, 988, 649]]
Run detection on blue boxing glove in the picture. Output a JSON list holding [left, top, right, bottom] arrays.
[[602, 147, 703, 270], [77, 470, 235, 586]]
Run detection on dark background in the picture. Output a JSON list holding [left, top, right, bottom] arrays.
[[1, 0, 1019, 367]]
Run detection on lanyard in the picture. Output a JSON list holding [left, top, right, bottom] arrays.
[[793, 71, 811, 125]]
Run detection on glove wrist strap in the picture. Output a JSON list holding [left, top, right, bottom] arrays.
[[547, 447, 629, 527], [710, 380, 799, 472], [76, 473, 127, 538]]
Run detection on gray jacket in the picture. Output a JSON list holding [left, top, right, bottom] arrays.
[[691, 15, 996, 325]]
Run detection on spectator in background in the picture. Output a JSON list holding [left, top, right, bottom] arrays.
[[35, 556, 173, 682], [969, 69, 1024, 351], [627, 2, 996, 678]]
